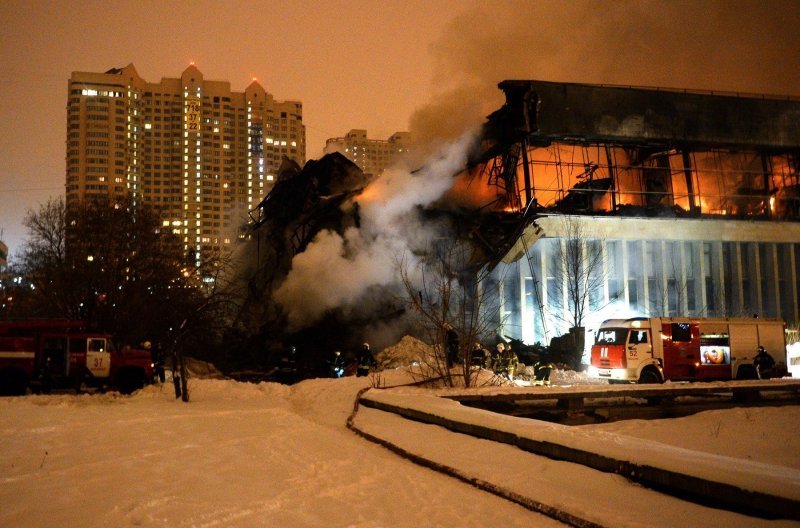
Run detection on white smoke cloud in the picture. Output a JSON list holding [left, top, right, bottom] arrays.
[[274, 132, 477, 330]]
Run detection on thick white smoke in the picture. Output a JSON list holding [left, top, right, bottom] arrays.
[[274, 132, 477, 330]]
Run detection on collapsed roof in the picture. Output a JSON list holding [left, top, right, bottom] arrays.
[[247, 152, 370, 292], [482, 79, 800, 151]]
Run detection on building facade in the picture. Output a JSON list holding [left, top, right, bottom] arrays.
[[66, 64, 305, 260], [470, 81, 800, 346], [324, 129, 410, 176]]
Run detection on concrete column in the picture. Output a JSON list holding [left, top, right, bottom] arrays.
[[717, 242, 726, 316], [661, 240, 669, 315], [735, 243, 744, 315], [520, 252, 530, 343], [498, 274, 506, 338], [699, 242, 708, 316], [791, 244, 799, 322], [754, 242, 764, 316], [602, 240, 610, 306], [560, 239, 568, 328], [771, 243, 781, 318], [642, 241, 650, 314], [621, 241, 630, 308], [541, 240, 549, 334], [679, 242, 689, 314]]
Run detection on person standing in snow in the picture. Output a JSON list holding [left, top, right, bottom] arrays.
[[445, 324, 459, 368], [471, 342, 489, 367], [356, 343, 376, 377], [753, 345, 776, 379], [503, 343, 519, 381], [277, 345, 298, 384], [329, 350, 345, 378], [533, 351, 555, 386], [491, 342, 505, 375]]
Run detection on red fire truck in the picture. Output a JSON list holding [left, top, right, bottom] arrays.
[[589, 317, 787, 383], [0, 320, 156, 395]]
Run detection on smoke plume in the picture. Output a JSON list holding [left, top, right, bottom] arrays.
[[408, 0, 800, 157], [274, 133, 476, 331]]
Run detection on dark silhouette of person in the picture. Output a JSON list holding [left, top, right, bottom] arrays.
[[329, 350, 345, 378], [471, 342, 489, 367], [753, 345, 776, 379], [277, 345, 298, 384], [357, 343, 375, 377], [445, 325, 459, 368]]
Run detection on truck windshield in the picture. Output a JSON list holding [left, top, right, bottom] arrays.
[[595, 329, 628, 345]]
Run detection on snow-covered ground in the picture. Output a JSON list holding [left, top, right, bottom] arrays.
[[0, 366, 798, 527]]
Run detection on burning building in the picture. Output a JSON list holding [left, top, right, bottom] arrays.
[[471, 80, 800, 346], [238, 79, 799, 374]]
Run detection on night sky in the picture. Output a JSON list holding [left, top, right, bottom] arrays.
[[1, 0, 798, 259]]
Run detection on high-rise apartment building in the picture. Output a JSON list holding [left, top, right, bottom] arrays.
[[66, 64, 305, 260], [324, 129, 410, 176]]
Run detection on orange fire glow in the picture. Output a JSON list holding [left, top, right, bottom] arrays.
[[443, 165, 509, 211], [355, 184, 381, 205]]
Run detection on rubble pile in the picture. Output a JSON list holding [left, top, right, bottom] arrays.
[[375, 335, 435, 369]]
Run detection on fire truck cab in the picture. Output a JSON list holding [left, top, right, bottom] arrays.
[[589, 317, 786, 384], [0, 320, 155, 395]]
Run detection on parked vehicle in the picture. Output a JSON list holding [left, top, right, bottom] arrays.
[[0, 320, 155, 395], [588, 317, 787, 384], [787, 328, 800, 379]]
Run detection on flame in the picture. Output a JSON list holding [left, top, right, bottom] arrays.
[[442, 164, 511, 210]]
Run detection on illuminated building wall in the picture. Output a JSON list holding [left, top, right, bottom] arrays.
[[324, 129, 410, 176], [66, 64, 305, 260], [493, 216, 800, 346]]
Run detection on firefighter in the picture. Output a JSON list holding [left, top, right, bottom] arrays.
[[144, 341, 166, 383], [491, 343, 505, 375], [329, 350, 345, 378], [503, 343, 519, 382], [753, 345, 776, 379], [471, 342, 489, 368], [357, 343, 376, 377], [490, 343, 505, 376], [533, 352, 555, 386], [277, 345, 298, 384], [445, 324, 459, 368]]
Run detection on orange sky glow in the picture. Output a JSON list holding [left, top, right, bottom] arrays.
[[0, 0, 798, 257]]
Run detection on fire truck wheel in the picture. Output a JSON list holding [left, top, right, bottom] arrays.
[[638, 368, 662, 384], [735, 365, 758, 380], [0, 369, 29, 396], [115, 368, 146, 395]]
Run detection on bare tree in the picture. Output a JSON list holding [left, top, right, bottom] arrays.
[[399, 240, 501, 388], [19, 198, 76, 319], [15, 197, 240, 401], [167, 249, 241, 402], [549, 217, 607, 326], [546, 216, 608, 367]]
